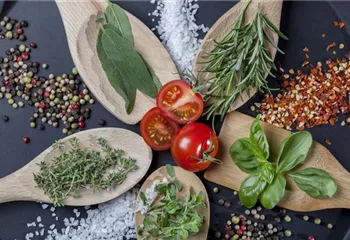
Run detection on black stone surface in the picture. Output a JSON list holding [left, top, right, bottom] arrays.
[[0, 1, 349, 240]]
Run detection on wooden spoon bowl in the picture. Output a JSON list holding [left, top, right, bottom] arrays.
[[194, 0, 282, 112], [55, 0, 179, 125], [135, 166, 210, 240], [0, 128, 152, 206]]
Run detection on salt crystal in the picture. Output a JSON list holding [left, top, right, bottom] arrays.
[[40, 229, 45, 236], [36, 216, 42, 223], [50, 207, 55, 212], [42, 204, 49, 210]]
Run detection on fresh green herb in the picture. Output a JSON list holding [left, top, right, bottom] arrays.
[[230, 115, 337, 209], [96, 2, 161, 114], [289, 168, 337, 198], [34, 137, 138, 206], [137, 165, 205, 240], [197, 0, 288, 125]]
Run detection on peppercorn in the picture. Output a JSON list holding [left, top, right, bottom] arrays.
[[218, 199, 225, 205], [5, 31, 12, 39], [284, 230, 292, 237], [3, 16, 10, 23], [23, 136, 30, 144], [30, 42, 37, 48], [308, 236, 315, 240], [5, 23, 12, 30], [72, 67, 78, 75], [303, 215, 309, 221], [20, 20, 28, 27], [314, 218, 321, 225], [213, 187, 219, 193], [231, 216, 240, 224], [327, 223, 333, 229], [30, 122, 36, 128], [18, 34, 26, 41], [2, 115, 9, 122], [284, 215, 292, 222]]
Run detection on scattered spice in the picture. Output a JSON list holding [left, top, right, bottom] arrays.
[[303, 47, 309, 52], [308, 236, 315, 240], [98, 119, 107, 126], [2, 115, 9, 122], [213, 187, 219, 193], [326, 42, 336, 51], [23, 136, 30, 144], [321, 33, 327, 38], [339, 21, 345, 28], [327, 223, 334, 229], [289, 69, 295, 74], [325, 139, 332, 146], [333, 21, 339, 27], [284, 215, 292, 222], [332, 50, 337, 55], [303, 215, 309, 221], [305, 53, 310, 59], [302, 60, 309, 67], [339, 43, 345, 49], [314, 217, 322, 225]]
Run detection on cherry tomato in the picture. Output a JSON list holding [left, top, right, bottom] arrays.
[[140, 107, 180, 151], [171, 122, 219, 172], [156, 80, 204, 124]]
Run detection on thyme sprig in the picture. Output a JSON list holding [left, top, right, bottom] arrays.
[[198, 0, 288, 124], [34, 137, 138, 206]]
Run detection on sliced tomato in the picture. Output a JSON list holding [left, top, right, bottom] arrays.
[[156, 80, 204, 124], [140, 107, 180, 151]]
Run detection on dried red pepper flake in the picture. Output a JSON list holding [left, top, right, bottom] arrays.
[[333, 21, 339, 27], [321, 34, 327, 38], [305, 53, 310, 59], [303, 47, 309, 52], [302, 61, 310, 67], [325, 139, 332, 146], [326, 42, 337, 51], [339, 21, 345, 28]]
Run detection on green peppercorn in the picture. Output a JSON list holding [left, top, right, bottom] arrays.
[[84, 95, 91, 101], [25, 83, 33, 89], [314, 218, 321, 225], [8, 98, 14, 105], [284, 215, 292, 222], [232, 234, 239, 240], [303, 215, 309, 221], [5, 31, 13, 39], [54, 98, 60, 104], [27, 71, 33, 78], [30, 122, 36, 128], [71, 123, 78, 129], [79, 99, 86, 105], [24, 76, 31, 83], [284, 230, 292, 237], [89, 99, 95, 104], [19, 44, 26, 52], [6, 23, 12, 30], [231, 216, 240, 224], [73, 96, 79, 102], [72, 67, 78, 75], [213, 187, 219, 193]]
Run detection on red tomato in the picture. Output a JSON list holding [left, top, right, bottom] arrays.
[[171, 122, 219, 172], [140, 107, 180, 151], [156, 80, 204, 124]]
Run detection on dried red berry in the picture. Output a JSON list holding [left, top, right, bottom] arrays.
[[78, 121, 85, 129], [16, 28, 23, 34], [29, 42, 37, 48], [21, 52, 29, 61]]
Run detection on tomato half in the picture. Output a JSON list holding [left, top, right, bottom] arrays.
[[140, 107, 180, 151], [171, 122, 219, 172], [156, 80, 204, 124]]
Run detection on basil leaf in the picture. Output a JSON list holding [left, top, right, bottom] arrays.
[[260, 162, 275, 184], [260, 173, 286, 209], [166, 164, 175, 179], [250, 114, 269, 160], [105, 2, 134, 44], [96, 30, 136, 113], [289, 168, 337, 198], [239, 173, 267, 208], [230, 138, 261, 173], [276, 131, 313, 172], [175, 180, 183, 192], [101, 29, 158, 98]]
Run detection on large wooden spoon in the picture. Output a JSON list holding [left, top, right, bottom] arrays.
[[0, 128, 152, 206], [194, 0, 282, 112], [55, 0, 179, 125], [204, 112, 350, 211], [135, 166, 210, 240]]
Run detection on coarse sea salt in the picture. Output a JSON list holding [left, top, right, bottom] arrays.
[[150, 0, 208, 75]]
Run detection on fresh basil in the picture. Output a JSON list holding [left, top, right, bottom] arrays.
[[250, 114, 269, 160], [260, 162, 275, 184], [230, 138, 261, 173], [260, 173, 286, 209], [289, 168, 337, 198], [276, 131, 313, 172], [239, 173, 267, 208]]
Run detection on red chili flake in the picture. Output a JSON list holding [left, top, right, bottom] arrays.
[[303, 47, 309, 52], [326, 42, 336, 51], [339, 21, 345, 28], [333, 21, 339, 27], [305, 53, 310, 59], [325, 140, 332, 146], [302, 61, 310, 67]]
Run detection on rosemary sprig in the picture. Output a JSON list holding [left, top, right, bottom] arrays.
[[198, 0, 287, 125], [34, 137, 138, 206]]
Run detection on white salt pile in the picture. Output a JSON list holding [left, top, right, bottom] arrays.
[[150, 0, 209, 74]]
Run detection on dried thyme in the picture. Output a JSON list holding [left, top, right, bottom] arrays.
[[34, 137, 138, 206]]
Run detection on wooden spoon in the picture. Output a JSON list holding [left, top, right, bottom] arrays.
[[194, 0, 282, 112], [55, 0, 179, 125], [0, 128, 152, 206], [204, 111, 350, 211], [135, 166, 210, 240]]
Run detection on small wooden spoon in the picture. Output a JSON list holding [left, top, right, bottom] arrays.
[[0, 128, 152, 206], [205, 112, 350, 211], [135, 166, 210, 240], [194, 0, 282, 112], [55, 0, 179, 125]]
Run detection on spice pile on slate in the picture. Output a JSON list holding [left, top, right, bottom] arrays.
[[0, 16, 95, 135], [0, 16, 28, 41]]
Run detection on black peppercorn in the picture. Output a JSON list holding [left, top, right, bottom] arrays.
[[258, 223, 265, 230], [5, 49, 11, 56], [2, 115, 9, 122], [28, 100, 33, 106], [83, 112, 90, 119], [20, 20, 28, 27], [218, 199, 225, 205], [215, 232, 221, 238], [30, 67, 38, 74], [224, 201, 231, 208], [272, 236, 279, 240], [98, 119, 106, 126], [0, 34, 5, 39], [38, 124, 45, 130], [18, 34, 26, 41], [10, 19, 17, 25]]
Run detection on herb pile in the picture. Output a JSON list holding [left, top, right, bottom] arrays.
[[34, 137, 138, 206], [137, 165, 206, 240], [198, 0, 287, 124], [230, 115, 337, 209], [96, 2, 161, 114]]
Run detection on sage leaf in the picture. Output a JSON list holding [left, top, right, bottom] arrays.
[[276, 131, 313, 172], [101, 29, 158, 98], [239, 173, 267, 208], [166, 164, 175, 179], [230, 138, 261, 173], [289, 168, 337, 198], [260, 173, 286, 209], [139, 53, 162, 91], [249, 115, 269, 161], [97, 30, 136, 113], [260, 162, 275, 184], [105, 2, 134, 44]]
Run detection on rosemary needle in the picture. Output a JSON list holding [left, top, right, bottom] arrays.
[[197, 0, 288, 125], [34, 137, 138, 206]]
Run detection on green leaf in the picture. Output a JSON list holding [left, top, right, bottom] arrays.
[[101, 29, 158, 98], [96, 30, 136, 113], [181, 229, 189, 239], [260, 173, 286, 209], [289, 168, 337, 198], [249, 114, 269, 160], [140, 191, 147, 205], [139, 53, 162, 91], [166, 164, 175, 179], [105, 2, 134, 44], [169, 184, 176, 199], [175, 180, 183, 192], [230, 138, 262, 173], [239, 173, 267, 208], [276, 131, 313, 172], [261, 13, 288, 40], [96, 17, 105, 24], [260, 162, 275, 184], [189, 224, 199, 233]]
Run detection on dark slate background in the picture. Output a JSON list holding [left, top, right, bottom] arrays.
[[0, 1, 349, 240]]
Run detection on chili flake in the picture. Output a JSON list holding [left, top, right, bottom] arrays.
[[325, 139, 332, 146], [339, 21, 345, 28], [303, 47, 309, 52], [326, 42, 336, 51], [321, 34, 327, 39], [305, 53, 310, 59], [333, 21, 339, 27]]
